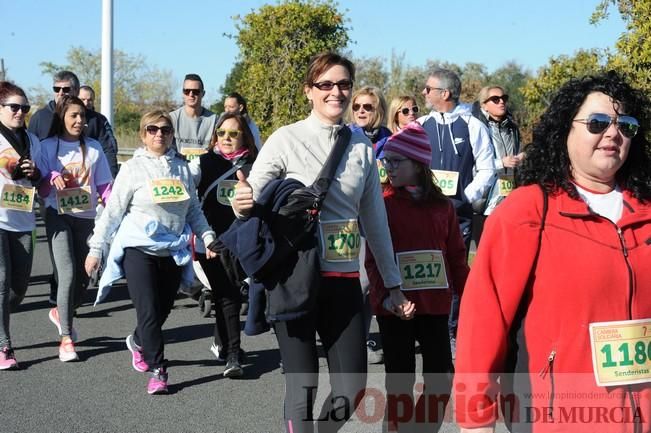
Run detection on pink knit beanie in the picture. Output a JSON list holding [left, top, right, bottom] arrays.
[[382, 121, 432, 166]]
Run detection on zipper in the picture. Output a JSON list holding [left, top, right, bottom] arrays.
[[539, 349, 556, 420], [613, 222, 640, 433]]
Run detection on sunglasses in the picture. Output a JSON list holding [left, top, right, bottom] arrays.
[[573, 113, 639, 138], [484, 95, 509, 104], [1, 103, 31, 113], [425, 86, 445, 94], [215, 129, 241, 139], [352, 103, 374, 112], [399, 106, 419, 115], [380, 157, 409, 169], [145, 125, 174, 136], [53, 86, 72, 94], [183, 89, 203, 96], [312, 80, 353, 91]]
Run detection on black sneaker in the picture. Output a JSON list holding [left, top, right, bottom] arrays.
[[223, 352, 243, 378]]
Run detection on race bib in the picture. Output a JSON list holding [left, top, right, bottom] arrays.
[[431, 170, 459, 196], [180, 147, 208, 161], [397, 250, 449, 290], [497, 175, 515, 197], [0, 184, 35, 212], [57, 186, 92, 214], [150, 179, 189, 204], [320, 219, 361, 262], [216, 180, 238, 206], [377, 160, 388, 184], [589, 318, 651, 386]]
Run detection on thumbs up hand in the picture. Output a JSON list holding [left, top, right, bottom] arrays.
[[233, 169, 254, 216]]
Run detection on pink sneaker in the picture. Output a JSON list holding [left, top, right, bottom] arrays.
[[0, 346, 18, 370], [48, 307, 78, 342], [59, 337, 79, 362], [147, 367, 168, 395], [126, 334, 149, 372]]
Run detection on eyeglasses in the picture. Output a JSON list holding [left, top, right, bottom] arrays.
[[53, 86, 72, 94], [1, 103, 31, 113], [573, 113, 639, 138], [380, 157, 410, 169], [352, 103, 374, 112], [484, 95, 509, 104], [425, 86, 445, 94], [312, 80, 353, 91], [145, 125, 174, 136], [399, 106, 419, 115], [215, 129, 241, 139], [183, 89, 203, 96]]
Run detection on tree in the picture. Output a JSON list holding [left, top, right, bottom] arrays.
[[521, 49, 605, 129], [230, 0, 350, 138], [592, 0, 651, 94], [38, 46, 177, 133]]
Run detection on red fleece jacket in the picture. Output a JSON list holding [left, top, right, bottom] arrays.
[[365, 186, 468, 316], [454, 184, 651, 433]]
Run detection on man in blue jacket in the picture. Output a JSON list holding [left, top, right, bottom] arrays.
[[418, 68, 496, 355]]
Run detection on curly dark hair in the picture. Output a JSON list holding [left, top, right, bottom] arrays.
[[517, 71, 651, 201]]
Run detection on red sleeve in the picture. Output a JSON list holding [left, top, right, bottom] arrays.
[[454, 187, 544, 428]]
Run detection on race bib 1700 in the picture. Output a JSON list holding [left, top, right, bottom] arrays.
[[320, 219, 361, 262]]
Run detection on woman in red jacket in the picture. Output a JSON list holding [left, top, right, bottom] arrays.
[[366, 121, 469, 432], [454, 72, 651, 433]]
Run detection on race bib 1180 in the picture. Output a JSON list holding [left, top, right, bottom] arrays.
[[589, 318, 651, 387]]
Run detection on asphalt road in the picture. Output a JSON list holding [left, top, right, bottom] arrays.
[[2, 216, 501, 433]]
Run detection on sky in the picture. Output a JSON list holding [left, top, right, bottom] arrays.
[[1, 0, 627, 107]]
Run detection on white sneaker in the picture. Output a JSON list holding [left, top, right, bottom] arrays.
[[210, 342, 225, 362]]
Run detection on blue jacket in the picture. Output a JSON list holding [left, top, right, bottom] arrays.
[[218, 177, 321, 327]]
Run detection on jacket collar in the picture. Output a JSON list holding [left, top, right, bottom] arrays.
[[555, 187, 651, 226]]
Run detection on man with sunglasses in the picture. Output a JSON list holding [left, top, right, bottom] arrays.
[[28, 70, 119, 177], [471, 85, 523, 216], [418, 68, 495, 357], [169, 74, 217, 159]]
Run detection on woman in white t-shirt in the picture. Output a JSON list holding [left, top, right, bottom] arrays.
[[37, 95, 113, 362], [0, 81, 42, 370]]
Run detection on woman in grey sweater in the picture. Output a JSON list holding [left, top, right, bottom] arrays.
[[233, 52, 411, 433], [85, 110, 217, 395]]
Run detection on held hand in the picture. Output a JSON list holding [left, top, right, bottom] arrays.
[[388, 289, 416, 320], [84, 256, 100, 277], [52, 175, 67, 191], [232, 169, 254, 216], [205, 249, 218, 260], [514, 152, 525, 165]]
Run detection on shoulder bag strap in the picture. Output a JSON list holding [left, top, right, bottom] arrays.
[[311, 126, 352, 197]]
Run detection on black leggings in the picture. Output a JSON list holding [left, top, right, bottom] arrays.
[[274, 277, 367, 433], [196, 253, 241, 357], [378, 314, 453, 432], [123, 248, 181, 370]]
